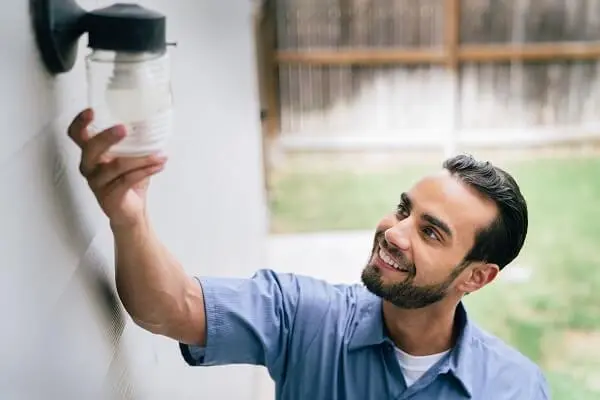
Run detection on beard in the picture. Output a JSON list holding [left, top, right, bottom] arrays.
[[361, 232, 467, 309]]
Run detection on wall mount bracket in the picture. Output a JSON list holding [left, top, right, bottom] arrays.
[[30, 0, 87, 74]]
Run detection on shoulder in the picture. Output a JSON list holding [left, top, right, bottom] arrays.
[[244, 269, 369, 349], [468, 324, 550, 398], [470, 324, 538, 369], [244, 268, 361, 299], [218, 268, 366, 322], [253, 269, 369, 337], [261, 269, 366, 320], [273, 272, 372, 366], [199, 268, 365, 316]]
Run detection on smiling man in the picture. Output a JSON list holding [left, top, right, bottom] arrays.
[[69, 110, 549, 399]]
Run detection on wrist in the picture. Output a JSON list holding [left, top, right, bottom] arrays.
[[110, 214, 149, 237]]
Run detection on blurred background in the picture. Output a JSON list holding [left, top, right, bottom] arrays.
[[261, 0, 600, 399], [1, 0, 599, 399]]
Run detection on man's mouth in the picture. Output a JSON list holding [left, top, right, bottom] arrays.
[[374, 245, 410, 273]]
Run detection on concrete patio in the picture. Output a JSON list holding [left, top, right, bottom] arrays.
[[266, 230, 374, 284]]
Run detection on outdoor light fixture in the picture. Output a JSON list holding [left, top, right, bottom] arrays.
[[31, 0, 174, 156]]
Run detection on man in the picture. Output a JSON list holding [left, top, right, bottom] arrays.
[[69, 109, 550, 399]]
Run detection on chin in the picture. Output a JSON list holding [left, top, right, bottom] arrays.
[[361, 263, 450, 309], [360, 263, 388, 292]]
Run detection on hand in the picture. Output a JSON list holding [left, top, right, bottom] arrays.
[[68, 108, 168, 228]]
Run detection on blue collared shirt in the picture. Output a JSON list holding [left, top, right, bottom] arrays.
[[180, 269, 550, 399]]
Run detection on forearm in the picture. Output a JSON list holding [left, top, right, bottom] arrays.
[[111, 217, 205, 345]]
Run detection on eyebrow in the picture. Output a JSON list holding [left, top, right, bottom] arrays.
[[400, 192, 412, 210], [401, 192, 453, 238], [423, 214, 453, 238]]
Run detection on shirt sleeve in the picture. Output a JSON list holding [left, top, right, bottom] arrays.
[[179, 269, 335, 381], [534, 369, 550, 400]]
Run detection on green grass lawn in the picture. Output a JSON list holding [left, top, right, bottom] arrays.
[[269, 156, 600, 398]]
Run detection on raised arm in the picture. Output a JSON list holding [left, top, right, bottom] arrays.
[[68, 109, 206, 345], [68, 108, 340, 380]]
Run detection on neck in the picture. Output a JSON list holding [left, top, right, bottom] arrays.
[[382, 299, 458, 356]]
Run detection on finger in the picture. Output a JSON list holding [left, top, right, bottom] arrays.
[[79, 125, 127, 177], [89, 154, 167, 190], [104, 163, 166, 197], [68, 108, 94, 148]]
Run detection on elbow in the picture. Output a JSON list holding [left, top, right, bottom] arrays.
[[115, 278, 205, 344], [131, 315, 168, 336], [115, 284, 169, 335], [118, 298, 168, 335], [117, 295, 199, 342], [130, 307, 203, 345]]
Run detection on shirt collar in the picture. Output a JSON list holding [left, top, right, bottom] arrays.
[[348, 292, 388, 351], [443, 302, 474, 398], [348, 292, 475, 397]]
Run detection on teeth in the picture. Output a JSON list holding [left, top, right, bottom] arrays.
[[379, 248, 401, 270]]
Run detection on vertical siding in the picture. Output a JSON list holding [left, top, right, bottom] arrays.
[[275, 0, 600, 143]]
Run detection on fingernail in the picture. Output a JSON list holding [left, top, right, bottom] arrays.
[[113, 126, 126, 138], [79, 109, 94, 124]]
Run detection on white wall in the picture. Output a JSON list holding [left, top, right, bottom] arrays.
[[1, 0, 271, 398]]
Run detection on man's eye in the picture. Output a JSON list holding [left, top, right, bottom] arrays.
[[422, 227, 439, 241]]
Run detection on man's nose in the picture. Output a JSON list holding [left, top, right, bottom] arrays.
[[384, 223, 411, 252]]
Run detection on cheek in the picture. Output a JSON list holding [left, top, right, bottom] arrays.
[[411, 244, 459, 284], [412, 252, 438, 283]]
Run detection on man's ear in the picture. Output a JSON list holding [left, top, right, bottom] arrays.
[[457, 263, 499, 294]]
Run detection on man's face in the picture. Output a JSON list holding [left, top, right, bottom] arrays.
[[361, 170, 498, 309]]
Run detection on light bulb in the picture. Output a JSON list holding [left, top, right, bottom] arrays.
[[86, 50, 173, 157]]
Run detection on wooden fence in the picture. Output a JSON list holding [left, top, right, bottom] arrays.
[[256, 0, 600, 152]]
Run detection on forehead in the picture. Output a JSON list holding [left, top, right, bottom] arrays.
[[408, 171, 497, 241]]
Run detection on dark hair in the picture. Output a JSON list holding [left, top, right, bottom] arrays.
[[443, 154, 528, 270]]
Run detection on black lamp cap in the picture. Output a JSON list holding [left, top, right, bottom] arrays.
[[86, 3, 166, 53]]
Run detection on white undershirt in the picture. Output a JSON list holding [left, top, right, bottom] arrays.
[[395, 347, 450, 387]]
